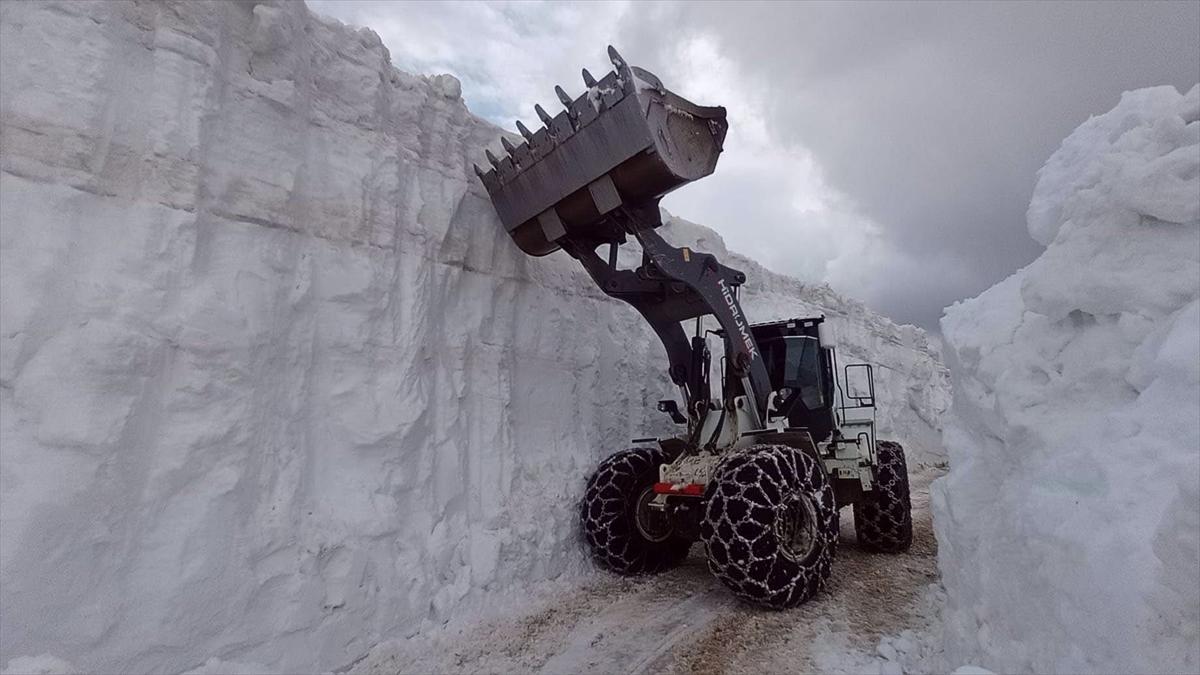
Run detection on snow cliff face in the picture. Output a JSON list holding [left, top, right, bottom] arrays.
[[0, 2, 947, 672], [935, 85, 1200, 674]]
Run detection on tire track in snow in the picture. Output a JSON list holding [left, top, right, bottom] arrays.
[[356, 466, 944, 674], [665, 465, 943, 674]]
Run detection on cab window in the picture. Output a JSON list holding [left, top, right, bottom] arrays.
[[764, 336, 825, 409]]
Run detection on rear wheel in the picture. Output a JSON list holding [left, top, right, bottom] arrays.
[[854, 440, 913, 552], [700, 444, 838, 609], [581, 448, 691, 575]]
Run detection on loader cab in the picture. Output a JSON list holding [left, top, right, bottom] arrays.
[[750, 318, 839, 442]]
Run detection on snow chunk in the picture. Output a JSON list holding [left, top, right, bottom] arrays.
[[431, 73, 462, 100], [936, 84, 1199, 674], [586, 84, 615, 111]]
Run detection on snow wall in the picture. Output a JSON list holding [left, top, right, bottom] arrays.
[[934, 85, 1200, 674], [0, 2, 948, 672]]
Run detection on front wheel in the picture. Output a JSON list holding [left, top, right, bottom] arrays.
[[581, 447, 691, 575], [700, 444, 839, 609]]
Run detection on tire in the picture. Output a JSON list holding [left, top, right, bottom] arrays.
[[854, 440, 913, 553], [581, 447, 692, 575], [700, 444, 838, 609]]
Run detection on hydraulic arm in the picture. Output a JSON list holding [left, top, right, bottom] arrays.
[[559, 201, 771, 428], [473, 46, 772, 432]]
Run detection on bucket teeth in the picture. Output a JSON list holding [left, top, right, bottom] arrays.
[[608, 45, 634, 93], [516, 120, 534, 140], [555, 85, 573, 108], [535, 104, 553, 127], [582, 68, 598, 88], [501, 137, 517, 155], [485, 149, 500, 168], [554, 85, 581, 130], [607, 45, 625, 69]]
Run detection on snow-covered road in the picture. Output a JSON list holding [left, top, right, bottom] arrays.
[[353, 466, 946, 675]]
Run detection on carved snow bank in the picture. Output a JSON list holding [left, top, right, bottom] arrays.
[[0, 2, 947, 672], [935, 84, 1199, 674]]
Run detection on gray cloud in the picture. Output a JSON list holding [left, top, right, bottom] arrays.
[[312, 1, 1199, 330], [614, 1, 1200, 329]]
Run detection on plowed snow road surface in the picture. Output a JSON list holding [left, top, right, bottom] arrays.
[[354, 466, 945, 675]]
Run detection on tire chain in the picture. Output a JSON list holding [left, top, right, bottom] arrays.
[[700, 444, 839, 609], [853, 440, 913, 552], [581, 447, 691, 575]]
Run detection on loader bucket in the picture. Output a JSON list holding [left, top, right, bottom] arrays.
[[475, 47, 729, 256]]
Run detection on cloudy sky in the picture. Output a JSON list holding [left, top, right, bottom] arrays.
[[311, 0, 1199, 330]]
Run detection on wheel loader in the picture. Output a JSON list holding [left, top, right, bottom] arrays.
[[474, 47, 913, 609]]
